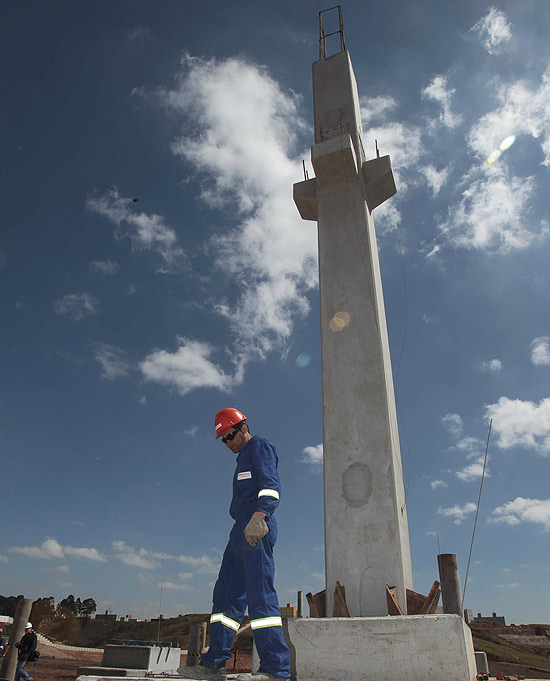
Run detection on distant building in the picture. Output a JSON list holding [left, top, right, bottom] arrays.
[[280, 603, 297, 619], [95, 610, 132, 622], [464, 609, 474, 624], [473, 612, 506, 625]]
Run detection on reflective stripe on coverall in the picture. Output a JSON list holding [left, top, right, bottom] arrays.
[[201, 436, 290, 678]]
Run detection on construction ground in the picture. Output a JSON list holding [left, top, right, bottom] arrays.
[[6, 616, 550, 680]]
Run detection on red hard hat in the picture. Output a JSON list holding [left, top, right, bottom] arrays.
[[215, 408, 247, 438]]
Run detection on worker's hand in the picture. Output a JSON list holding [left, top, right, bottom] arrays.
[[244, 512, 269, 546]]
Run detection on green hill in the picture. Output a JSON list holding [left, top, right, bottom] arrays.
[[470, 624, 550, 679]]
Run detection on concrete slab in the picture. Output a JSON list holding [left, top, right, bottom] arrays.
[[77, 667, 148, 677], [475, 651, 489, 674], [285, 614, 477, 681], [76, 675, 243, 681], [100, 643, 180, 673]]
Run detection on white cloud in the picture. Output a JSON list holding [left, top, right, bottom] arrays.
[[495, 582, 522, 588], [176, 553, 220, 574], [94, 343, 133, 380], [0, 555, 9, 563], [359, 95, 398, 125], [90, 260, 119, 275], [54, 293, 100, 320], [481, 359, 502, 373], [421, 165, 449, 196], [467, 68, 550, 166], [437, 502, 477, 524], [64, 546, 106, 561], [441, 413, 464, 437], [430, 480, 447, 489], [471, 8, 513, 55], [456, 457, 488, 482], [489, 497, 550, 529], [302, 444, 323, 466], [112, 541, 164, 570], [8, 537, 106, 562], [422, 75, 462, 129], [140, 338, 237, 396], [162, 54, 317, 362], [485, 397, 550, 454], [439, 174, 536, 252], [160, 581, 192, 591], [531, 337, 550, 366], [58, 565, 69, 573], [111, 541, 220, 575], [87, 188, 185, 271]]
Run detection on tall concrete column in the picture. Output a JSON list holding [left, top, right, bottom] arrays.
[[294, 49, 412, 616]]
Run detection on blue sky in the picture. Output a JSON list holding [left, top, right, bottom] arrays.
[[1, 0, 549, 624]]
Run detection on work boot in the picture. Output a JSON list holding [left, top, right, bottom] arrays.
[[178, 662, 227, 680], [235, 670, 290, 681]]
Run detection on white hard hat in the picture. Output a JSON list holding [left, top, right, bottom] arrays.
[[25, 622, 32, 629]]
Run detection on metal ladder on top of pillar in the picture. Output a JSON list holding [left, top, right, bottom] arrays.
[[319, 5, 346, 59]]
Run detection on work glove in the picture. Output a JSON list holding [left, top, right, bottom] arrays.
[[244, 512, 269, 546]]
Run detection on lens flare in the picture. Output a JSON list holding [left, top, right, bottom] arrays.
[[296, 353, 311, 368], [329, 311, 351, 332], [499, 134, 516, 151], [487, 150, 501, 164]]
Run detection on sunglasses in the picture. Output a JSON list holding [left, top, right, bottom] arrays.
[[221, 424, 243, 443]]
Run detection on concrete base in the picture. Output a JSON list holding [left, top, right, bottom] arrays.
[[77, 667, 149, 677], [284, 615, 477, 681], [101, 644, 180, 672], [475, 651, 489, 674], [76, 670, 244, 681]]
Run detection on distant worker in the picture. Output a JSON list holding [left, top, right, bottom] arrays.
[[15, 622, 37, 681], [0, 626, 6, 656], [179, 408, 290, 681]]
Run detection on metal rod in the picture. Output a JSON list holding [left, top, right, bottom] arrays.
[[461, 419, 492, 612], [157, 557, 165, 642]]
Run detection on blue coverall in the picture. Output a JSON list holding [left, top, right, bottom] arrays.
[[201, 435, 291, 679]]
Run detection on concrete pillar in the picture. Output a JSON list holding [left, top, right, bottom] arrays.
[[437, 553, 463, 616], [0, 597, 33, 681], [294, 49, 412, 617], [186, 622, 207, 667], [297, 591, 303, 618]]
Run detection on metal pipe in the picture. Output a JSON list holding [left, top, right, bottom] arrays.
[[437, 554, 463, 616]]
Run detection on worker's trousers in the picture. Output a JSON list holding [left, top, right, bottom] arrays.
[[201, 517, 290, 678]]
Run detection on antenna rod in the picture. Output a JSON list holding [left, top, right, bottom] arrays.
[[461, 419, 492, 613], [158, 556, 165, 641]]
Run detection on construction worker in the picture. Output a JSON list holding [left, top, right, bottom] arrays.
[[179, 408, 290, 681], [15, 622, 37, 681]]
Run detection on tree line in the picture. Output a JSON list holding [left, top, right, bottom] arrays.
[[0, 594, 97, 629]]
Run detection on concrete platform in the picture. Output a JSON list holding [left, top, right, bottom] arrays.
[[76, 667, 150, 677], [102, 643, 180, 671], [76, 670, 245, 681], [284, 614, 477, 681], [77, 642, 181, 679]]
